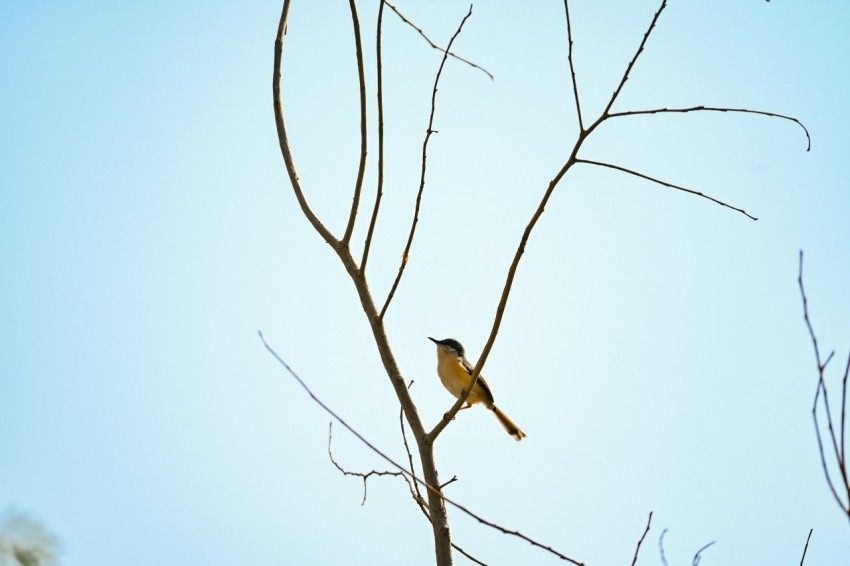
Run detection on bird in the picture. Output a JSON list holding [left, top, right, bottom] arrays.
[[428, 337, 526, 441]]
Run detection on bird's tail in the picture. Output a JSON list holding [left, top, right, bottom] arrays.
[[489, 405, 526, 441]]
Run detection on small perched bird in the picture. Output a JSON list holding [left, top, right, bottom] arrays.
[[428, 337, 526, 441]]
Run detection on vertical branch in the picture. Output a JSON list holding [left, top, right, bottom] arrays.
[[799, 250, 850, 522], [342, 0, 370, 246], [361, 0, 387, 272], [562, 0, 584, 131], [380, 5, 474, 320]]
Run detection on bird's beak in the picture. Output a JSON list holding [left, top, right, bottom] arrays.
[[428, 337, 438, 344]]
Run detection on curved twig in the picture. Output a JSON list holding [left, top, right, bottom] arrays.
[[692, 540, 715, 566], [381, 5, 473, 320], [607, 106, 811, 151], [328, 422, 406, 505], [575, 158, 758, 220], [384, 1, 493, 81], [273, 0, 340, 247]]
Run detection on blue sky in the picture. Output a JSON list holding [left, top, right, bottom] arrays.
[[2, 1, 849, 564]]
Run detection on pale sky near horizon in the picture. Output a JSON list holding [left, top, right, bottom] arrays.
[[2, 1, 849, 564]]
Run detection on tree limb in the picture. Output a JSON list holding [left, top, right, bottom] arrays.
[[575, 158, 758, 220], [607, 106, 810, 151]]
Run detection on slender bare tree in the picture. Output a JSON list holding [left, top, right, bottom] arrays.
[[269, 2, 808, 564]]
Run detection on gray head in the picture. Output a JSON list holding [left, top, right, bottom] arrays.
[[428, 337, 465, 357]]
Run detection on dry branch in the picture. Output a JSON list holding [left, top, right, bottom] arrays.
[[575, 158, 758, 220], [800, 528, 813, 565], [798, 251, 850, 523], [607, 106, 811, 151], [328, 422, 407, 506], [384, 1, 493, 80], [630, 511, 652, 566]]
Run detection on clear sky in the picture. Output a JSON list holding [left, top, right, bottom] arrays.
[[2, 1, 849, 564]]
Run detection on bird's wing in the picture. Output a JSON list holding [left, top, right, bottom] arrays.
[[461, 356, 495, 404]]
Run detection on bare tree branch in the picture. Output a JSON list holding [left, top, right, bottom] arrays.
[[384, 1, 493, 81], [575, 158, 758, 220], [361, 0, 387, 272], [341, 0, 369, 246], [692, 540, 715, 566], [601, 0, 668, 117], [259, 331, 585, 565], [381, 5, 473, 320], [273, 0, 340, 248], [328, 422, 406, 506], [658, 528, 669, 566], [607, 106, 811, 152], [798, 251, 850, 522], [800, 528, 813, 566], [630, 511, 652, 566], [562, 0, 584, 131]]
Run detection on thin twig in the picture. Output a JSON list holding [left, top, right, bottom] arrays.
[[381, 5, 473, 320], [328, 422, 406, 506], [601, 0, 668, 117], [453, 544, 489, 566], [259, 332, 585, 565], [799, 529, 813, 566], [692, 541, 715, 566], [399, 398, 425, 507], [607, 106, 811, 151], [361, 0, 386, 272], [658, 528, 669, 566], [575, 158, 758, 220], [799, 251, 850, 521], [383, 1, 493, 81], [842, 351, 850, 482], [563, 0, 584, 131], [630, 511, 652, 566]]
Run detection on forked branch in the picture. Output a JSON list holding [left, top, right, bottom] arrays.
[[798, 251, 850, 523]]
